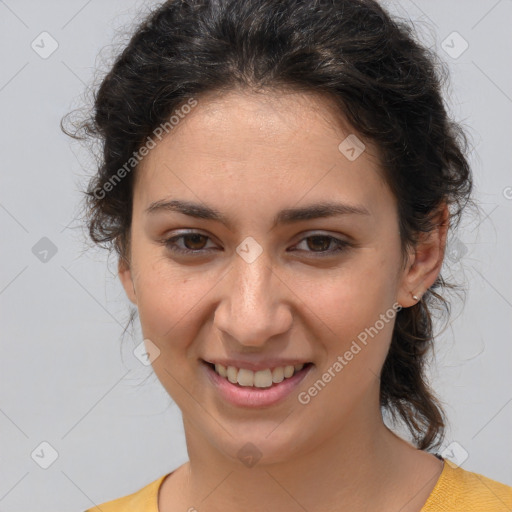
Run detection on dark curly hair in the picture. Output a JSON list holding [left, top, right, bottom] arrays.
[[62, 0, 475, 451]]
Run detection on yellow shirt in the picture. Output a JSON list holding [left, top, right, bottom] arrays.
[[83, 460, 512, 511]]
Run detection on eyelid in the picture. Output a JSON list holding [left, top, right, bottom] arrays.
[[161, 229, 352, 257]]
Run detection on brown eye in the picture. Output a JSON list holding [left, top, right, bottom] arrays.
[[181, 234, 209, 250], [293, 234, 351, 257], [164, 232, 216, 254], [306, 235, 333, 252], [163, 232, 350, 257]]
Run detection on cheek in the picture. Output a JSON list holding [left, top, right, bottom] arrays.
[[292, 257, 398, 336], [134, 259, 216, 348], [296, 276, 398, 419], [288, 254, 400, 383]]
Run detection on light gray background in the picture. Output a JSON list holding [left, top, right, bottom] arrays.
[[0, 1, 511, 511]]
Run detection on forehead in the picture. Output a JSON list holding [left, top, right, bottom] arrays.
[[134, 89, 391, 215]]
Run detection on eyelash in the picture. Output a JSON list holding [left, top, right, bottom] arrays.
[[162, 231, 351, 257]]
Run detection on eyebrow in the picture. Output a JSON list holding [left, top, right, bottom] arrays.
[[145, 199, 370, 230]]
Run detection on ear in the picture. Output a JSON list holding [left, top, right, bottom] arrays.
[[118, 255, 138, 305], [396, 203, 450, 308]]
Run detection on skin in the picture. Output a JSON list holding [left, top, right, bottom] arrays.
[[119, 88, 448, 512]]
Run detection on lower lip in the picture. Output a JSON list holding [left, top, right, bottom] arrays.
[[202, 361, 313, 408]]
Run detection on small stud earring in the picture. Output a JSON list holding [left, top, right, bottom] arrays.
[[411, 292, 420, 301]]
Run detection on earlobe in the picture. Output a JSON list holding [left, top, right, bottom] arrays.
[[118, 256, 137, 305], [397, 203, 450, 308]]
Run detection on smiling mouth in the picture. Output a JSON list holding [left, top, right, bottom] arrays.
[[202, 360, 314, 388]]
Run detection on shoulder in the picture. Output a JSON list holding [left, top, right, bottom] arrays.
[[422, 460, 512, 512], [82, 473, 170, 512]]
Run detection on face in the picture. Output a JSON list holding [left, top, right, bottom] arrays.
[[119, 89, 444, 467]]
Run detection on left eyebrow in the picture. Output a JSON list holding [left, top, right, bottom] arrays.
[[145, 199, 370, 231]]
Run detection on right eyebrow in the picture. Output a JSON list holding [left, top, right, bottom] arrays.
[[145, 198, 370, 231]]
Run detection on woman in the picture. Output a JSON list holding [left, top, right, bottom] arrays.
[[66, 0, 512, 510]]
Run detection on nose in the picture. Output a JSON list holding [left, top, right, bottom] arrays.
[[213, 250, 293, 347]]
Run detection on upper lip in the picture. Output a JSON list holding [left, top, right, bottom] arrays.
[[202, 358, 312, 372]]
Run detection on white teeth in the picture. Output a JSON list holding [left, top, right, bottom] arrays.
[[253, 369, 273, 388], [272, 366, 284, 383], [283, 365, 295, 378], [226, 365, 238, 384], [215, 363, 227, 377], [237, 368, 254, 387], [212, 362, 307, 387]]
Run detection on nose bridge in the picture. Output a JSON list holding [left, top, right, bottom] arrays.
[[236, 251, 273, 312], [215, 247, 291, 345]]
